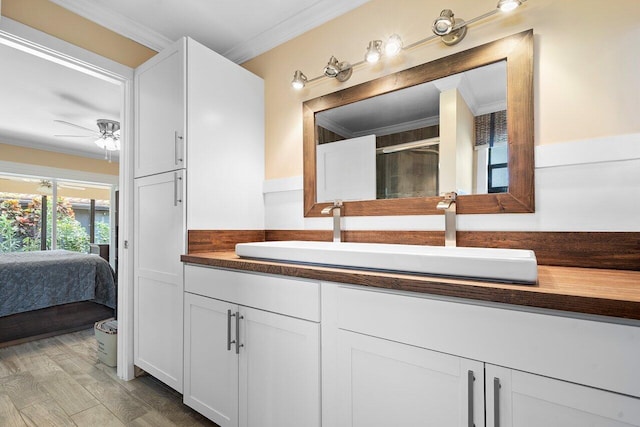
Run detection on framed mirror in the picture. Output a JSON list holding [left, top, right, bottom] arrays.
[[303, 30, 533, 216]]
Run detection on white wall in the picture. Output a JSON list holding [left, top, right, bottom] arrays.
[[263, 134, 640, 232]]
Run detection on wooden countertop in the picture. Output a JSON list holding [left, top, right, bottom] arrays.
[[181, 251, 640, 321]]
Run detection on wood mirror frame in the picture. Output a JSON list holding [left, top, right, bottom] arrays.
[[303, 30, 533, 217]]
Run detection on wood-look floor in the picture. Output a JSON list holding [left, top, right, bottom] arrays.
[[0, 329, 218, 426]]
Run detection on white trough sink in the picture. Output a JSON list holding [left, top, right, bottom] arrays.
[[235, 241, 538, 284]]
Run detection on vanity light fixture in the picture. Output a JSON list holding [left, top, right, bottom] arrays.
[[432, 9, 467, 46], [291, 0, 526, 89], [323, 56, 353, 82], [384, 34, 403, 56], [364, 40, 383, 63], [432, 9, 457, 36], [497, 0, 523, 12], [291, 70, 307, 89]]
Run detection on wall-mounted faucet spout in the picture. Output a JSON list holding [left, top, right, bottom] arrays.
[[321, 200, 343, 243], [436, 192, 457, 247]]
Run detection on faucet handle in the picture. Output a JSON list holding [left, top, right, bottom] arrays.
[[436, 192, 457, 210], [441, 192, 457, 201], [321, 200, 343, 215]]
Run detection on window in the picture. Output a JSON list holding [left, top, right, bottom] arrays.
[[0, 174, 113, 253], [488, 145, 509, 193]]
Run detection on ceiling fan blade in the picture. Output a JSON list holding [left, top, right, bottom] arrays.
[[54, 134, 94, 138], [54, 120, 99, 134]]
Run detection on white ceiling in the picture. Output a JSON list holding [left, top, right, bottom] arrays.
[[0, 0, 368, 161], [49, 0, 371, 63], [0, 42, 121, 161], [317, 61, 507, 138], [0, 0, 369, 162]]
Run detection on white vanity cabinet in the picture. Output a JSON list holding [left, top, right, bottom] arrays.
[[335, 329, 484, 427], [486, 365, 640, 427], [183, 265, 321, 427], [322, 282, 640, 427], [133, 36, 264, 392]]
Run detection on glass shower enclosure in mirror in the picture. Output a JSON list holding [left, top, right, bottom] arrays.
[[315, 61, 507, 202]]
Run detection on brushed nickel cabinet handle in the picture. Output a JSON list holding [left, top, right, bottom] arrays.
[[174, 131, 184, 165], [227, 309, 236, 351], [494, 377, 501, 427], [468, 370, 475, 427], [235, 312, 244, 354], [173, 172, 183, 206]]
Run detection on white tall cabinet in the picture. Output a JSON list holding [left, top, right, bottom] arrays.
[[133, 170, 185, 391], [133, 37, 264, 393]]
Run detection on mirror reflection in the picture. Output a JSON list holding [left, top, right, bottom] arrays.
[[315, 61, 507, 203]]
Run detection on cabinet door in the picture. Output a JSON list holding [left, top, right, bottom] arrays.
[[185, 38, 264, 230], [238, 307, 321, 427], [184, 293, 239, 427], [134, 171, 185, 392], [336, 329, 484, 427], [134, 38, 185, 178], [486, 365, 640, 427]]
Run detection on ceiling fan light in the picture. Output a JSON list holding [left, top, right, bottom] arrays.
[[95, 135, 120, 151]]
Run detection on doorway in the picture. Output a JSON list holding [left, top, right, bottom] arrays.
[[0, 17, 135, 380]]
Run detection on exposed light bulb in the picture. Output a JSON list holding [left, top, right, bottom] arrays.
[[497, 0, 522, 12], [365, 40, 382, 63], [385, 34, 403, 56], [291, 70, 307, 90]]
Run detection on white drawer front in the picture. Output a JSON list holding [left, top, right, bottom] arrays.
[[332, 283, 640, 399], [185, 265, 320, 321]]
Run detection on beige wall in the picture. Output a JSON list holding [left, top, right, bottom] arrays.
[[1, 0, 156, 68], [242, 0, 640, 180], [0, 142, 119, 176]]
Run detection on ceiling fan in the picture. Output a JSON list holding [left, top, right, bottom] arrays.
[[54, 119, 120, 160]]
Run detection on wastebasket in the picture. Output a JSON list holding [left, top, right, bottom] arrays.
[[95, 318, 117, 367]]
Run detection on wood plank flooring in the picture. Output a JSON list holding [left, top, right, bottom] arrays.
[[0, 329, 218, 426]]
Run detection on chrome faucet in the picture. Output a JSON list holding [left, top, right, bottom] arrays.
[[436, 192, 457, 247], [321, 200, 343, 243]]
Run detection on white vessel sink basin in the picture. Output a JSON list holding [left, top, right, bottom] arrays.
[[236, 241, 538, 284]]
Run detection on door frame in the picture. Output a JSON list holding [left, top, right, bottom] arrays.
[[0, 17, 137, 380]]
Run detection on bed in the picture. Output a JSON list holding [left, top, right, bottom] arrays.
[[0, 250, 116, 346]]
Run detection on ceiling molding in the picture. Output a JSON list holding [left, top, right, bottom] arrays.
[[224, 0, 370, 64], [351, 116, 440, 138], [49, 0, 172, 52], [316, 115, 355, 139]]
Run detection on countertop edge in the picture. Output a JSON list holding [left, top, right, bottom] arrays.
[[181, 252, 640, 321]]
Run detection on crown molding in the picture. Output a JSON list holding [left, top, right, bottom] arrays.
[[49, 0, 172, 52], [50, 0, 368, 63], [224, 0, 370, 63]]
